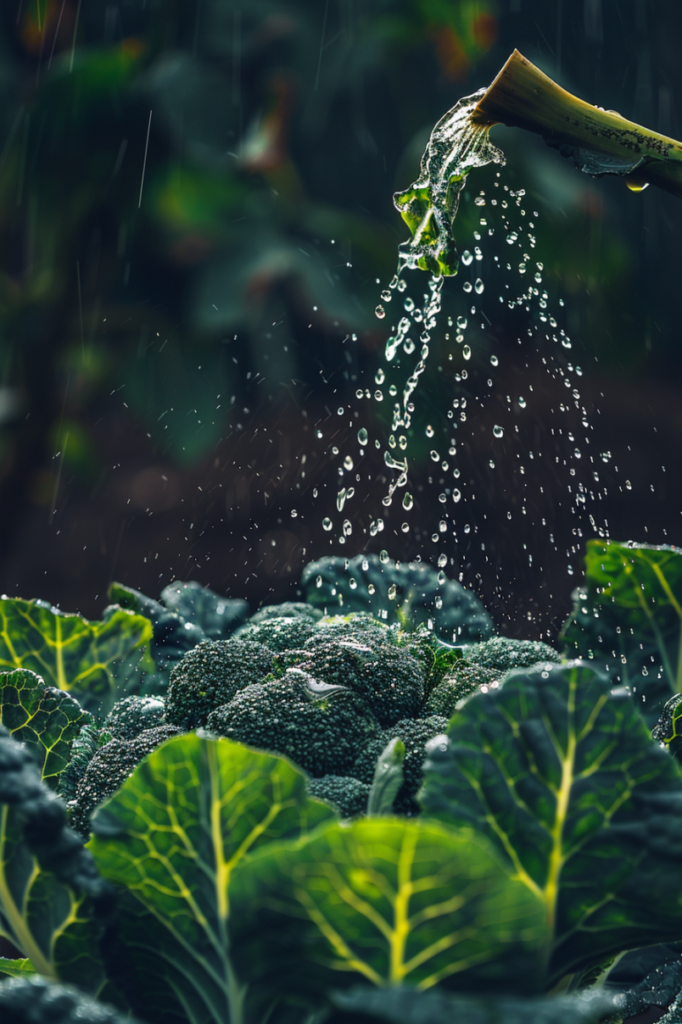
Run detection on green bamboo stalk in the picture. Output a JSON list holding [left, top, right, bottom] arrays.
[[472, 49, 682, 198]]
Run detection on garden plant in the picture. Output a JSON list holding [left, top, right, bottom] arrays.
[[2, 37, 682, 1024]]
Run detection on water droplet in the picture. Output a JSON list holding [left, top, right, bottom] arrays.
[[430, 450, 440, 462], [357, 427, 368, 445], [463, 281, 472, 293], [474, 246, 483, 260], [534, 271, 542, 283], [375, 368, 385, 385], [490, 354, 499, 366], [355, 389, 364, 399], [337, 489, 347, 511], [518, 396, 526, 409], [316, 429, 323, 439], [437, 570, 447, 585], [402, 492, 414, 510], [322, 518, 333, 531], [388, 584, 397, 600], [374, 390, 384, 402], [453, 489, 461, 502], [379, 549, 390, 564], [404, 297, 415, 312], [380, 289, 392, 302], [437, 553, 448, 568], [425, 424, 435, 438], [457, 315, 468, 330], [368, 583, 376, 594], [342, 519, 352, 536], [474, 278, 484, 294], [401, 522, 410, 533], [375, 304, 386, 319], [474, 195, 485, 206], [291, 509, 298, 517], [626, 480, 632, 490], [489, 459, 495, 468], [506, 232, 518, 244], [462, 345, 471, 360], [573, 448, 581, 459], [397, 278, 407, 292], [349, 577, 357, 589], [493, 425, 504, 438], [316, 575, 323, 588], [343, 455, 354, 470], [461, 250, 473, 266]]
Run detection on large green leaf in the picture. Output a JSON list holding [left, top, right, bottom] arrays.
[[228, 818, 547, 1015], [562, 540, 682, 725], [0, 957, 35, 979], [0, 599, 154, 714], [0, 669, 92, 789], [329, 985, 618, 1024], [0, 726, 106, 991], [420, 661, 682, 986], [88, 734, 337, 1024]]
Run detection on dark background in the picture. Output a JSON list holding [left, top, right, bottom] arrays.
[[0, 0, 680, 639]]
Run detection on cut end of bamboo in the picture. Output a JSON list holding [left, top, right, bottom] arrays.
[[470, 50, 682, 200]]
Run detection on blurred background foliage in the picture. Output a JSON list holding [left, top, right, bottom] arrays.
[[0, 0, 681, 635]]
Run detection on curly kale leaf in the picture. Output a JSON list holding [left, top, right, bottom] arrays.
[[0, 669, 92, 790], [301, 554, 493, 641]]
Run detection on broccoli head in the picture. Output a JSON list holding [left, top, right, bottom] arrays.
[[307, 775, 370, 818], [424, 662, 499, 717], [0, 976, 142, 1024], [249, 602, 322, 623], [103, 695, 166, 740], [205, 669, 381, 777], [67, 724, 182, 836], [462, 636, 562, 672], [233, 616, 319, 652], [352, 715, 449, 815], [289, 632, 427, 727], [165, 638, 274, 729]]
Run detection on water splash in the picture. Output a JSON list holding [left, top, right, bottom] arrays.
[[393, 89, 505, 277]]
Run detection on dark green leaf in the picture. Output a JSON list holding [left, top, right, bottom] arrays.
[[229, 818, 547, 1013], [0, 670, 92, 789], [0, 974, 141, 1024], [160, 580, 248, 638], [602, 945, 682, 1022], [0, 727, 106, 992], [367, 737, 405, 815], [301, 554, 493, 642], [420, 660, 682, 985], [0, 599, 154, 715], [88, 733, 337, 1024], [562, 540, 682, 725], [329, 985, 618, 1024]]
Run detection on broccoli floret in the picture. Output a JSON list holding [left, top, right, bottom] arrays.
[[206, 669, 381, 778], [165, 639, 274, 729], [68, 725, 182, 837], [424, 662, 499, 717], [307, 775, 370, 818], [57, 723, 113, 804], [462, 636, 562, 672], [233, 616, 319, 652], [0, 976, 142, 1024], [249, 602, 322, 623], [352, 715, 449, 815], [288, 632, 427, 727], [104, 695, 166, 740]]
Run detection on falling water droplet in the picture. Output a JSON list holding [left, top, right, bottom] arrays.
[[437, 570, 447, 585], [380, 289, 392, 302], [375, 304, 386, 319], [425, 424, 434, 438], [493, 425, 504, 438], [461, 250, 473, 266], [437, 553, 447, 568], [518, 397, 526, 408], [490, 354, 499, 366], [375, 368, 385, 385], [380, 549, 390, 564], [402, 493, 414, 510], [457, 315, 468, 330], [474, 278, 484, 294], [463, 281, 472, 293], [344, 455, 354, 470], [357, 427, 368, 445], [322, 518, 333, 531], [387, 584, 397, 600], [349, 577, 358, 589], [404, 297, 415, 312], [462, 345, 471, 360]]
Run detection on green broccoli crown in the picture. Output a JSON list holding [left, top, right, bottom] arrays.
[[424, 662, 499, 717], [307, 775, 370, 818], [205, 669, 381, 778], [0, 976, 142, 1024], [165, 638, 274, 729], [103, 696, 166, 741], [67, 724, 182, 837], [462, 636, 562, 672], [249, 602, 322, 623], [57, 723, 112, 804], [289, 632, 427, 727], [352, 715, 449, 815], [233, 616, 319, 652]]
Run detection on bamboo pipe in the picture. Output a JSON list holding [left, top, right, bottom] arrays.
[[471, 50, 682, 199]]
